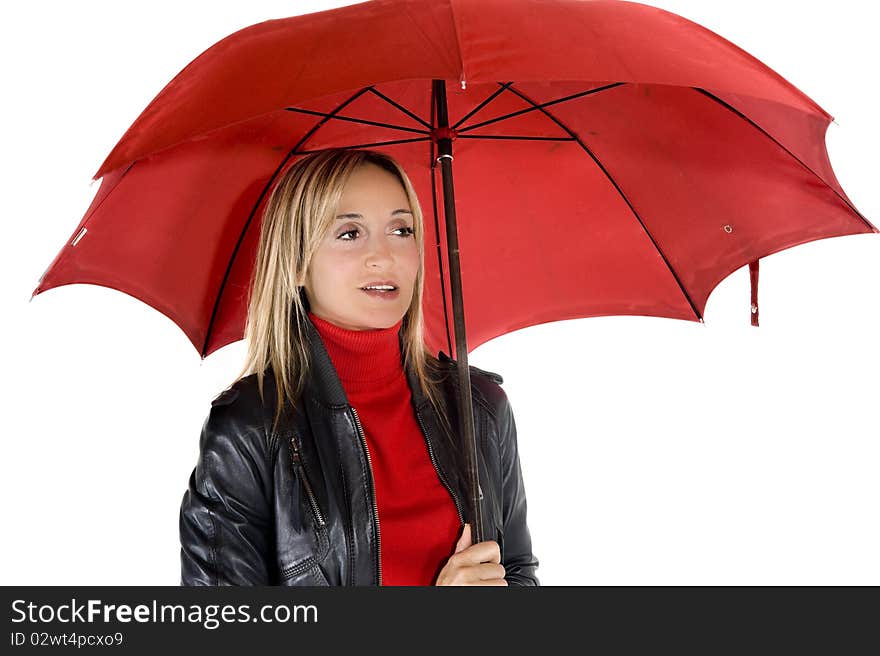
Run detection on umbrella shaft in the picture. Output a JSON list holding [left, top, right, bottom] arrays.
[[433, 79, 484, 546]]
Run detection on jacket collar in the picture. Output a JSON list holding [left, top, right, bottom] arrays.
[[301, 310, 352, 408], [295, 296, 471, 525]]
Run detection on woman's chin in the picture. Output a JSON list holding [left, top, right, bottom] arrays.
[[361, 312, 405, 331], [352, 298, 408, 328]]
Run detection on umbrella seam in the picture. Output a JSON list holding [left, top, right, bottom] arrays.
[[502, 82, 703, 322], [447, 0, 466, 87], [694, 87, 876, 233], [201, 88, 373, 357]]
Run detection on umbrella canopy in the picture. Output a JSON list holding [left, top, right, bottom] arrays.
[[31, 0, 877, 542], [32, 0, 876, 358]]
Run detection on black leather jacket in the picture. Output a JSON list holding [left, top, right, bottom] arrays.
[[179, 317, 539, 586]]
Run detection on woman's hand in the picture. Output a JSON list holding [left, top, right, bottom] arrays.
[[435, 523, 508, 586]]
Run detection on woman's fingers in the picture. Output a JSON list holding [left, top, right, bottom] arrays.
[[452, 540, 501, 566], [453, 524, 500, 563], [435, 542, 507, 585], [434, 526, 507, 586], [475, 562, 507, 581], [436, 562, 507, 585], [454, 523, 472, 553]]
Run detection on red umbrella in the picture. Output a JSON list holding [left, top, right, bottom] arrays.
[[32, 0, 877, 543]]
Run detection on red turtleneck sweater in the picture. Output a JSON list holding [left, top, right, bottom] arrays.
[[308, 312, 461, 585]]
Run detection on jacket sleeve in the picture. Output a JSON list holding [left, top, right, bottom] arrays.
[[496, 391, 540, 586], [179, 394, 275, 585]]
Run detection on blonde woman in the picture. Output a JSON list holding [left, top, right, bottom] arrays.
[[179, 148, 539, 586]]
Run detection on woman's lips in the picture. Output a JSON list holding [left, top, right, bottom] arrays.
[[361, 288, 400, 300]]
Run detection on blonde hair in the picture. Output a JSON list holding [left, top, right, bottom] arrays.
[[232, 148, 452, 440]]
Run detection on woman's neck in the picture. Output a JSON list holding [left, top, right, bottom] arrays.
[[308, 311, 404, 385]]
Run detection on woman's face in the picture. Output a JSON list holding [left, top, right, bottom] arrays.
[[303, 162, 419, 331]]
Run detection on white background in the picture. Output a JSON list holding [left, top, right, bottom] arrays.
[[2, 0, 877, 585]]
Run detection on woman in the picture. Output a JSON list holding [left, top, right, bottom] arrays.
[[179, 148, 539, 586]]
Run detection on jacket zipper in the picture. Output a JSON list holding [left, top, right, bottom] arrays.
[[290, 433, 326, 528], [415, 407, 465, 525], [350, 406, 381, 586]]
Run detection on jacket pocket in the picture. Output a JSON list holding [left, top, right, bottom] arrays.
[[290, 432, 327, 530], [280, 557, 330, 586]]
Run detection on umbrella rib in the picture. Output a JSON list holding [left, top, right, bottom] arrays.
[[457, 135, 576, 141], [367, 87, 434, 130], [284, 106, 430, 135], [457, 82, 625, 134], [202, 87, 374, 358], [693, 88, 877, 233], [429, 81, 455, 357], [452, 82, 515, 130], [295, 136, 432, 154], [501, 82, 704, 322]]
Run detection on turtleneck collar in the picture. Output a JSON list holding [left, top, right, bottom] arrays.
[[308, 311, 404, 386]]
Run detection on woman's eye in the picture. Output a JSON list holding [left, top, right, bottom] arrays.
[[337, 226, 413, 241]]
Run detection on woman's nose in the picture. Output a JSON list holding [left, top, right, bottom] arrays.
[[364, 236, 393, 268]]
